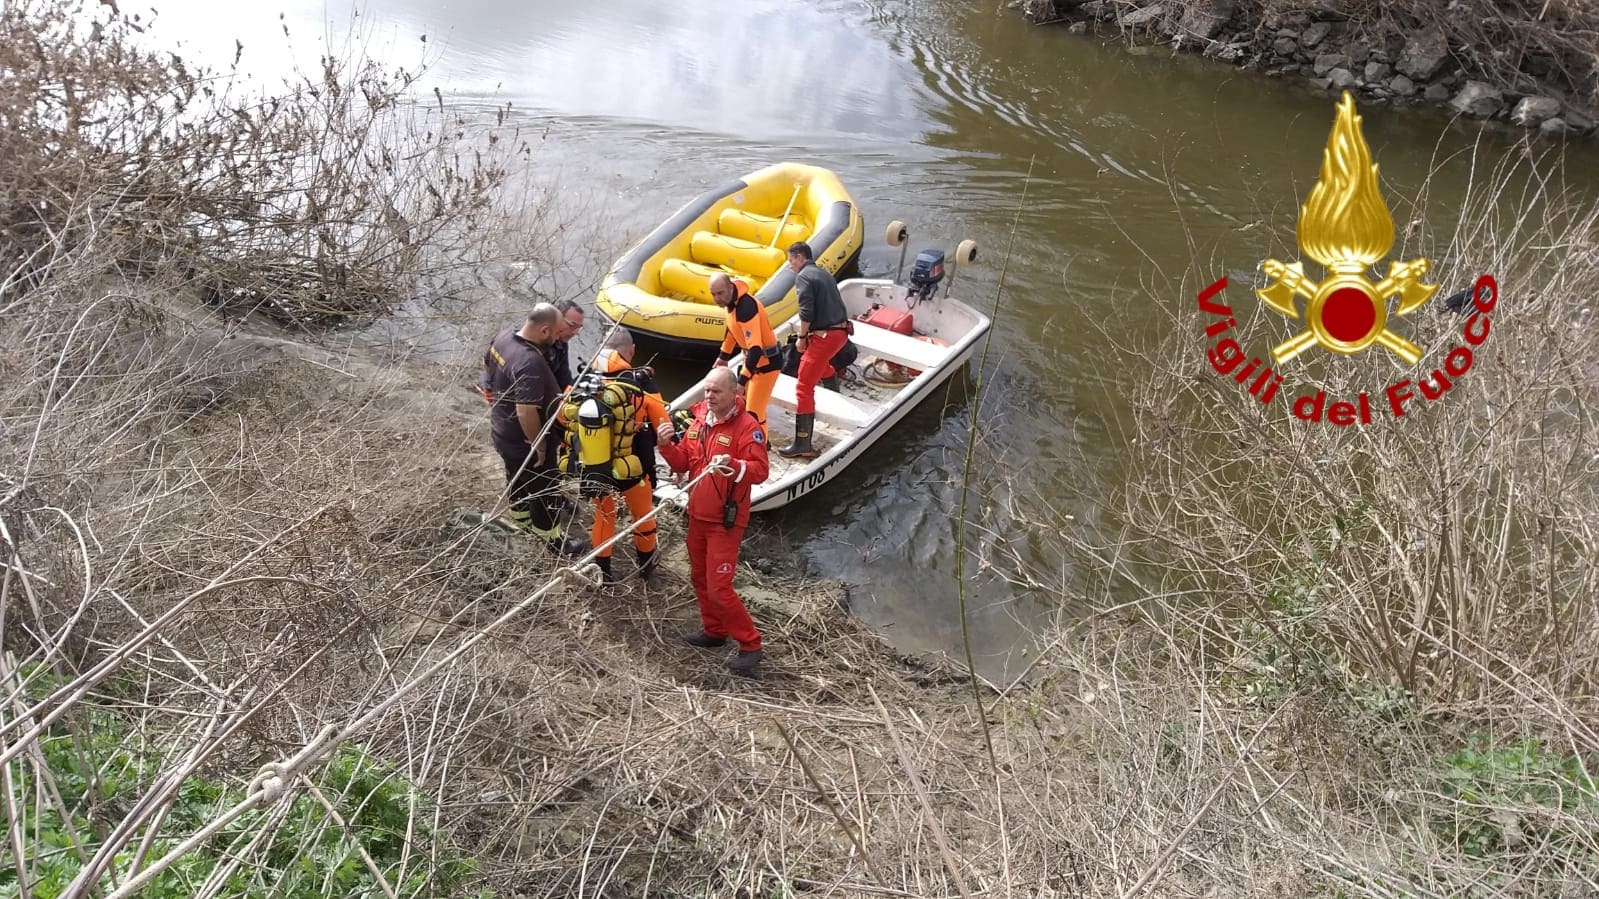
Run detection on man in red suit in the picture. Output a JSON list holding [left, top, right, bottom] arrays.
[[657, 367, 771, 673]]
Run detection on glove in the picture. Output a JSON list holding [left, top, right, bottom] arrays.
[[669, 409, 695, 443]]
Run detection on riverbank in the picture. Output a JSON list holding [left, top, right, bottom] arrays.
[[6, 265, 1596, 896], [5, 0, 1598, 895], [1016, 0, 1599, 138]]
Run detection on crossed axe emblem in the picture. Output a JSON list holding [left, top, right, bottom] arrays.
[[1257, 257, 1437, 366]]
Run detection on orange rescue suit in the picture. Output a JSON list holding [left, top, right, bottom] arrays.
[[716, 285, 781, 427]]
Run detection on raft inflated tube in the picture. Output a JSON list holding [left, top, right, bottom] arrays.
[[596, 162, 865, 356], [601, 196, 857, 342], [717, 209, 809, 247], [689, 231, 786, 274]]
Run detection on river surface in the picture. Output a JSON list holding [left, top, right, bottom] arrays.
[[144, 0, 1599, 678]]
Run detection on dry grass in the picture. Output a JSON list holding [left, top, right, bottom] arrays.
[[4, 1, 1599, 897], [993, 135, 1599, 894], [0, 255, 990, 896]]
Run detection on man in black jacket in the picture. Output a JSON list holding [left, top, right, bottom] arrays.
[[545, 299, 585, 391]]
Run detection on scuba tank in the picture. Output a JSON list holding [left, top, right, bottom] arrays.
[[559, 369, 649, 496]]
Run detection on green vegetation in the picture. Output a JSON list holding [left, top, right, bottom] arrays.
[[0, 675, 483, 898], [1431, 736, 1599, 866]]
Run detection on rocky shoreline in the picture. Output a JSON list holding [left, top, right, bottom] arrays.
[[1015, 0, 1597, 139]]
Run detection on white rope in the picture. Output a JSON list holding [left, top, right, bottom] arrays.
[[107, 454, 737, 895], [0, 510, 333, 762], [103, 724, 339, 899]]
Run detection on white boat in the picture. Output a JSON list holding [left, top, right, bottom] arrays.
[[654, 225, 991, 512]]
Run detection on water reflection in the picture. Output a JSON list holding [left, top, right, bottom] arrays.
[[153, 0, 941, 139]]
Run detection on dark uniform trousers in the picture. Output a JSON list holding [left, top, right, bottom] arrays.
[[498, 440, 563, 533]]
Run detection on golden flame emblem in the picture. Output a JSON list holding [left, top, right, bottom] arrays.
[[1257, 92, 1437, 365]]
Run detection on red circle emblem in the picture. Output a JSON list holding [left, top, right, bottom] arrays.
[[1321, 286, 1377, 343]]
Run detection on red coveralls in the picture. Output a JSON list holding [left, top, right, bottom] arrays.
[[658, 398, 770, 651], [795, 330, 848, 415]]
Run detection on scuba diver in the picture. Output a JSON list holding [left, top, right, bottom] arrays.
[[557, 328, 672, 583]]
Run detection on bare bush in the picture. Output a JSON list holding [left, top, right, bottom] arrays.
[[983, 140, 1599, 892], [0, 0, 528, 326]]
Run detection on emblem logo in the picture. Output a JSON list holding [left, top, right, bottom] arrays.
[[1193, 91, 1500, 426], [1256, 91, 1438, 365]]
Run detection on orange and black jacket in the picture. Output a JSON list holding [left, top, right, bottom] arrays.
[[716, 290, 782, 377]]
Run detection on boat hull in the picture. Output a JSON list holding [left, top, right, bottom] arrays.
[[655, 278, 992, 512], [749, 335, 981, 511]]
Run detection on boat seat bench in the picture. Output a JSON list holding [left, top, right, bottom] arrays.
[[848, 322, 948, 372], [767, 374, 874, 429], [690, 231, 785, 275]]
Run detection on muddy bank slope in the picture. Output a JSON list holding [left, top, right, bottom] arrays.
[[16, 272, 1596, 897]]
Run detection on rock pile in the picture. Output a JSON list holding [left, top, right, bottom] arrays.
[[1015, 0, 1595, 138]]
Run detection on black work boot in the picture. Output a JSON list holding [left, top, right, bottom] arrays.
[[729, 649, 763, 674], [635, 549, 658, 582], [777, 412, 817, 458], [820, 375, 840, 392], [525, 520, 588, 556], [682, 631, 728, 649], [595, 555, 619, 585]]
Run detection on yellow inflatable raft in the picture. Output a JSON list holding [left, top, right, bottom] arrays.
[[595, 162, 864, 358]]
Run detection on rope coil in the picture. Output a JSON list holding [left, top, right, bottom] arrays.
[[249, 764, 289, 804], [559, 563, 604, 588]]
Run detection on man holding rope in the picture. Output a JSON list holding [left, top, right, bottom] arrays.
[[657, 367, 770, 673]]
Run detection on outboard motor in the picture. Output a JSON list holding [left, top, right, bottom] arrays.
[[908, 249, 945, 303]]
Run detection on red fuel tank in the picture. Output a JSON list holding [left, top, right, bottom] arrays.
[[858, 304, 914, 335]]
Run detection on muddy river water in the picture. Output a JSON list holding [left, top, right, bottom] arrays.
[[147, 0, 1599, 677]]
